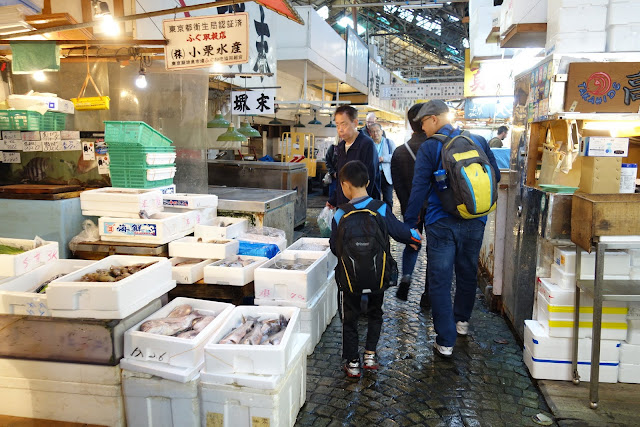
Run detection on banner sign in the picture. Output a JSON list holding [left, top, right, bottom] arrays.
[[164, 13, 249, 70], [464, 97, 514, 120], [380, 82, 464, 100], [231, 89, 276, 115]]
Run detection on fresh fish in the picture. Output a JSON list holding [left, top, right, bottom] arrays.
[[269, 259, 315, 271], [258, 319, 282, 342], [167, 304, 193, 318], [175, 259, 205, 266], [34, 273, 65, 294], [192, 315, 215, 332], [266, 329, 285, 345], [140, 313, 198, 336], [219, 318, 256, 344], [23, 157, 50, 182], [139, 210, 150, 219], [176, 330, 200, 339], [77, 262, 156, 282], [241, 321, 265, 345]]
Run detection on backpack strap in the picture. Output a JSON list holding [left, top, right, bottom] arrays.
[[404, 143, 416, 161]]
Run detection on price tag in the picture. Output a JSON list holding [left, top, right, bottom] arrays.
[[43, 140, 63, 152], [97, 153, 110, 174], [82, 141, 95, 160], [62, 140, 81, 151], [2, 152, 21, 163], [40, 131, 61, 142], [60, 131, 80, 139], [23, 140, 43, 152], [0, 140, 23, 151], [21, 131, 40, 141], [2, 131, 21, 140]]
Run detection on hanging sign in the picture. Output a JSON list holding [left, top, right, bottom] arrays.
[[230, 89, 276, 115], [380, 82, 464, 100], [163, 13, 249, 71], [464, 97, 514, 120]]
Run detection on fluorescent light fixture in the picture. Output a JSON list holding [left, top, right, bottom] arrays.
[[400, 3, 443, 9], [32, 70, 45, 82], [337, 16, 366, 35]]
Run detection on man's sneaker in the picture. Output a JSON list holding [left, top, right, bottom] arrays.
[[363, 352, 378, 370], [456, 321, 469, 336], [343, 359, 361, 378], [434, 343, 453, 358], [396, 276, 411, 301]]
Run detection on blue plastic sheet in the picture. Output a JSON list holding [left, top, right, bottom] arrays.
[[492, 148, 510, 170], [238, 240, 280, 259]]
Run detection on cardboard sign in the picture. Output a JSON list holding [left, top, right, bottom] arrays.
[[82, 141, 95, 160], [565, 62, 640, 113]]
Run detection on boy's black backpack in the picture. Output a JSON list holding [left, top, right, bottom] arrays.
[[334, 199, 398, 294], [432, 131, 498, 219]]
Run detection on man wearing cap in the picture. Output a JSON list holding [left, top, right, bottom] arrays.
[[404, 100, 500, 358], [360, 112, 386, 139]]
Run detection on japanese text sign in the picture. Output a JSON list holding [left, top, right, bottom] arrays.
[[565, 62, 640, 113], [230, 89, 276, 115], [380, 82, 464, 100], [163, 13, 249, 71]]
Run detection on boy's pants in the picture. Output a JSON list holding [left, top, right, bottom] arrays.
[[340, 290, 384, 360]]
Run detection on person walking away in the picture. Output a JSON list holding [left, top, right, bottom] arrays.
[[327, 106, 378, 209], [360, 112, 386, 139], [488, 125, 508, 148], [325, 143, 338, 200], [330, 160, 421, 378], [391, 103, 429, 305], [370, 123, 395, 207], [404, 100, 500, 358]]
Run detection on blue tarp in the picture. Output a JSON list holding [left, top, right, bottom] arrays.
[[492, 148, 510, 170]]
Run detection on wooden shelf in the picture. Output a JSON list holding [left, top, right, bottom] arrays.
[[25, 13, 94, 41], [500, 23, 546, 49], [486, 26, 500, 44]]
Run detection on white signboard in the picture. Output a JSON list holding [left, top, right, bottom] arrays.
[[2, 152, 21, 163], [346, 27, 369, 87], [164, 13, 249, 70], [380, 82, 465, 100], [230, 89, 276, 115]]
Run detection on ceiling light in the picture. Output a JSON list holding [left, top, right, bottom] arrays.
[[308, 110, 322, 125], [293, 115, 306, 128], [325, 118, 336, 128], [208, 110, 230, 128], [238, 121, 261, 138], [100, 14, 120, 36], [210, 62, 224, 73], [399, 4, 443, 9], [217, 123, 247, 142], [269, 117, 282, 125], [135, 71, 147, 89], [32, 70, 46, 82]]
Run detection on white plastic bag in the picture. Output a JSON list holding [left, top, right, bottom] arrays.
[[68, 219, 100, 254], [317, 206, 335, 238]]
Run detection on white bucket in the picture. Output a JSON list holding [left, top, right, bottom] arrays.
[[620, 163, 637, 193]]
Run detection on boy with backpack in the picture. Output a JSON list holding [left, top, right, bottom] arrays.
[[404, 100, 500, 358], [329, 160, 422, 378]]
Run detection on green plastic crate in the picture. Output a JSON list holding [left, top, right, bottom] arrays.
[[108, 142, 176, 168], [0, 111, 10, 130], [104, 121, 171, 146], [9, 110, 42, 131], [109, 165, 175, 189], [41, 112, 66, 131]]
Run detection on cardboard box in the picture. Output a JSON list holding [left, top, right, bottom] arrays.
[[580, 137, 629, 157], [579, 157, 622, 194]]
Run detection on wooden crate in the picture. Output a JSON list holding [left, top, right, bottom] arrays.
[[571, 193, 640, 251]]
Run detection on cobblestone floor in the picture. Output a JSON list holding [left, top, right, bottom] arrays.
[[295, 189, 556, 426]]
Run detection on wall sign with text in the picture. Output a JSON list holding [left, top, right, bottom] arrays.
[[230, 89, 275, 115]]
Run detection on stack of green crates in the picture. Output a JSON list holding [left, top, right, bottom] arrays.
[[0, 110, 67, 131], [104, 121, 176, 189]]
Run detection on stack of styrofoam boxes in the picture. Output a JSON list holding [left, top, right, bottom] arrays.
[[254, 238, 338, 355], [499, 0, 547, 36], [618, 249, 640, 383], [607, 0, 640, 52], [524, 245, 630, 382], [201, 306, 309, 427], [120, 297, 234, 426], [545, 0, 608, 55]]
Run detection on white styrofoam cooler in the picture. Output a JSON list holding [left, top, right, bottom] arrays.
[[80, 187, 163, 218], [239, 230, 288, 252], [204, 305, 301, 375], [287, 237, 337, 276], [123, 370, 200, 427], [195, 217, 248, 240], [0, 238, 59, 277], [45, 255, 175, 319], [171, 258, 213, 284], [169, 236, 240, 260], [254, 251, 328, 306], [629, 319, 640, 345], [553, 246, 631, 276], [0, 359, 124, 427], [123, 297, 234, 382], [0, 259, 95, 316], [99, 212, 193, 244], [546, 31, 607, 55], [523, 346, 618, 383], [607, 23, 640, 52], [199, 333, 309, 427], [619, 363, 640, 383], [537, 291, 627, 322], [163, 193, 218, 209], [203, 255, 269, 286]]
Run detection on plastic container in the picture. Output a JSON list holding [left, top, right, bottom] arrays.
[[0, 110, 41, 131], [203, 255, 269, 286], [171, 257, 213, 284], [122, 297, 234, 382], [109, 166, 176, 189], [45, 255, 175, 319], [40, 111, 66, 131], [195, 217, 248, 240], [169, 236, 239, 260], [107, 142, 176, 167], [81, 187, 164, 217], [620, 163, 638, 194], [104, 121, 171, 146], [163, 193, 218, 209], [99, 211, 194, 244], [123, 370, 200, 427], [434, 169, 449, 191], [553, 246, 631, 276], [287, 237, 337, 276], [0, 359, 124, 426], [0, 238, 59, 277], [204, 306, 301, 375], [523, 346, 618, 383]]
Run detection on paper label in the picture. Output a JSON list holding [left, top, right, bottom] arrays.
[[23, 140, 43, 152], [103, 222, 158, 236], [62, 140, 82, 151], [60, 130, 80, 140], [0, 140, 24, 151], [40, 131, 61, 142], [97, 153, 110, 174], [43, 140, 63, 152], [2, 131, 21, 140], [21, 131, 40, 141], [2, 152, 21, 163], [82, 141, 95, 160], [206, 413, 223, 427]]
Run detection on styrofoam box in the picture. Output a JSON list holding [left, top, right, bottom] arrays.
[[200, 333, 309, 427], [146, 166, 176, 181], [619, 363, 640, 383], [170, 236, 239, 260], [99, 211, 193, 244], [0, 238, 59, 277], [0, 259, 95, 316], [524, 319, 621, 362], [171, 257, 213, 284], [629, 249, 640, 266], [45, 255, 175, 319], [254, 251, 329, 306], [502, 0, 547, 30], [203, 255, 269, 286], [537, 277, 627, 310], [553, 246, 631, 276], [163, 193, 218, 209], [548, 0, 608, 7], [549, 264, 628, 290], [537, 305, 628, 340], [0, 359, 124, 426], [123, 369, 200, 427], [146, 152, 176, 165], [155, 184, 176, 194], [546, 31, 607, 54], [608, 1, 640, 26], [204, 305, 301, 375], [195, 217, 249, 240], [620, 342, 640, 364], [629, 302, 640, 319], [607, 23, 640, 52], [537, 290, 627, 323], [629, 319, 640, 344], [80, 187, 163, 216], [523, 346, 618, 383], [287, 237, 337, 277], [327, 270, 337, 322], [546, 5, 607, 36], [239, 233, 287, 252], [124, 298, 234, 378]]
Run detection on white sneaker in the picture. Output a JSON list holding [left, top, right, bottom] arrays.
[[434, 343, 453, 358], [456, 321, 469, 336]]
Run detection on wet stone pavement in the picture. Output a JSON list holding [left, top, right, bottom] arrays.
[[294, 189, 556, 426]]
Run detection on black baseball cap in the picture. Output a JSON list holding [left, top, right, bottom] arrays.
[[412, 100, 449, 122]]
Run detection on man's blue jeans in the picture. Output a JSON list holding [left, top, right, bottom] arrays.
[[426, 217, 485, 347]]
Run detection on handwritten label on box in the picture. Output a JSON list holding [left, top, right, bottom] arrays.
[[62, 140, 81, 151], [21, 131, 40, 141], [2, 152, 21, 163], [0, 140, 24, 151], [2, 131, 21, 140], [40, 131, 61, 142], [43, 140, 63, 152], [23, 140, 43, 152], [60, 131, 80, 140]]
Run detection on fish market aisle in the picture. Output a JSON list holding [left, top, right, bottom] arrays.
[[295, 190, 555, 426]]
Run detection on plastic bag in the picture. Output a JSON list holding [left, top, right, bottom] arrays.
[[68, 219, 100, 254], [317, 206, 335, 238], [322, 172, 332, 185], [241, 226, 286, 240], [238, 240, 280, 259]]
